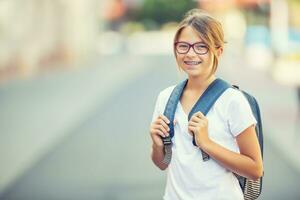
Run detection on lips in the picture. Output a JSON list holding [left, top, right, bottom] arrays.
[[184, 61, 202, 65]]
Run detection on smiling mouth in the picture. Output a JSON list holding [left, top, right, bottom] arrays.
[[184, 61, 202, 65]]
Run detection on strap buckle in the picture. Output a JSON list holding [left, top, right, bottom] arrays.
[[162, 136, 172, 145]]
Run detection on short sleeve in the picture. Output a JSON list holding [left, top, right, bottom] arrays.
[[150, 85, 175, 124], [151, 92, 162, 123], [227, 91, 257, 137]]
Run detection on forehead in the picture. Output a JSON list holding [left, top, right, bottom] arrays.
[[177, 26, 204, 43]]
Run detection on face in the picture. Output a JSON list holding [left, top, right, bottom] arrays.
[[175, 26, 214, 79]]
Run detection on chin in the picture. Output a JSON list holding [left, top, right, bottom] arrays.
[[184, 70, 201, 78], [189, 74, 202, 78]]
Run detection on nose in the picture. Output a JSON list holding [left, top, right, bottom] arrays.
[[186, 46, 198, 57]]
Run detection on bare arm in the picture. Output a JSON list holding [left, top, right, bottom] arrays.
[[202, 125, 263, 180], [189, 112, 263, 180], [151, 143, 168, 170], [149, 114, 171, 170]]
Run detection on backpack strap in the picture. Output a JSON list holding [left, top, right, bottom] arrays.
[[188, 78, 231, 160], [161, 79, 188, 164], [162, 78, 231, 164], [232, 85, 264, 158], [163, 79, 188, 140], [232, 85, 264, 199]]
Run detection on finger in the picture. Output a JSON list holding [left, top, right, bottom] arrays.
[[173, 119, 177, 126], [154, 124, 168, 134], [192, 112, 207, 123], [188, 126, 195, 136], [151, 127, 167, 138], [188, 121, 198, 127], [191, 119, 207, 127], [155, 129, 167, 138], [159, 114, 170, 125], [154, 124, 169, 136], [156, 118, 170, 131], [190, 115, 202, 123], [195, 111, 205, 118]]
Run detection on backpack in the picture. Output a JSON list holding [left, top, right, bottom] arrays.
[[161, 78, 264, 200]]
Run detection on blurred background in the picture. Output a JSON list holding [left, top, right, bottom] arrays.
[[0, 0, 299, 199]]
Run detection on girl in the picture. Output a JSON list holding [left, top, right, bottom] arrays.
[[149, 9, 263, 200]]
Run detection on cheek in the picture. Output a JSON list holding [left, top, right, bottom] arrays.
[[202, 52, 214, 65], [176, 54, 184, 64], [175, 56, 185, 71]]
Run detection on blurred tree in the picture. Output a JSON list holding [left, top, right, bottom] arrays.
[[133, 0, 197, 30], [242, 3, 270, 26]]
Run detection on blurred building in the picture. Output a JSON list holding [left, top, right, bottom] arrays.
[[0, 0, 103, 82]]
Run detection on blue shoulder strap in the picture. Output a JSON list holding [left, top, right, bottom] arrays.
[[162, 78, 231, 160], [163, 79, 188, 139], [188, 78, 232, 145]]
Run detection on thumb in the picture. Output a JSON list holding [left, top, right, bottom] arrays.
[[173, 119, 177, 126], [188, 126, 194, 136]]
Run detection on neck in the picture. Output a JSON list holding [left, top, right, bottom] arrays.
[[186, 75, 216, 92]]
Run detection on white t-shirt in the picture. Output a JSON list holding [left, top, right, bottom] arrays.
[[151, 83, 257, 200]]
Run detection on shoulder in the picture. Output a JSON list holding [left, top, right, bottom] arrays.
[[213, 87, 251, 118], [217, 87, 248, 106], [216, 87, 254, 119], [156, 85, 176, 106], [154, 84, 176, 112], [217, 88, 257, 137], [158, 85, 176, 100]]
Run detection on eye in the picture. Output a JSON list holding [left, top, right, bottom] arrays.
[[194, 44, 208, 50], [177, 43, 189, 49]]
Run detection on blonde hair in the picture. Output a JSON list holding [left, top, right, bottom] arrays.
[[174, 9, 225, 75]]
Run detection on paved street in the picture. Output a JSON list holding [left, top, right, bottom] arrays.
[[0, 54, 299, 200]]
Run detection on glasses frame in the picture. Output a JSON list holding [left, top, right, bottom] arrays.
[[174, 41, 209, 55]]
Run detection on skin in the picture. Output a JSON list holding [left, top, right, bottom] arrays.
[[150, 26, 263, 180]]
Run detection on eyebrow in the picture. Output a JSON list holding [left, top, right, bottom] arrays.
[[176, 41, 207, 45]]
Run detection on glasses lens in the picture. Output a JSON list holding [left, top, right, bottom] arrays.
[[194, 43, 208, 54], [176, 42, 189, 54]]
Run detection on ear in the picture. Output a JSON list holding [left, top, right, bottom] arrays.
[[216, 47, 223, 57]]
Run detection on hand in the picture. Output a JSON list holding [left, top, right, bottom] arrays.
[[149, 114, 176, 147], [188, 111, 211, 148]]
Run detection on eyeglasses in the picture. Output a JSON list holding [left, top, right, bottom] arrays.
[[174, 42, 209, 55]]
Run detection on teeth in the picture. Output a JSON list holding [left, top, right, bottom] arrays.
[[184, 61, 201, 65]]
